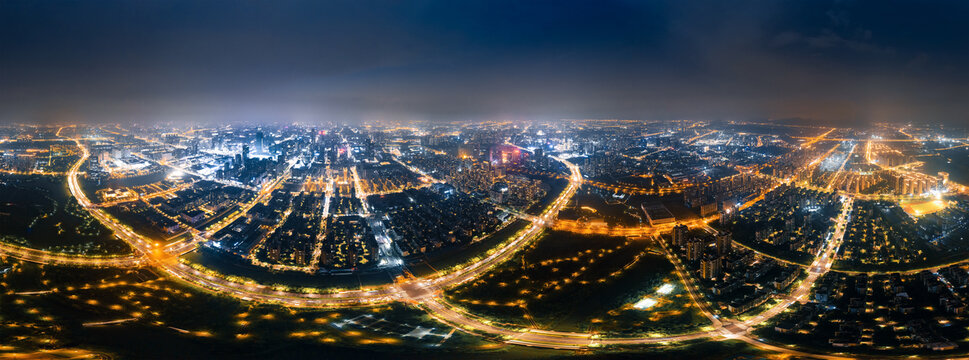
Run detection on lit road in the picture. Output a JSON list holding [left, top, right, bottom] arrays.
[[739, 196, 852, 329], [66, 140, 405, 306], [0, 241, 145, 268], [4, 138, 916, 359], [552, 215, 720, 237], [416, 194, 856, 358], [685, 130, 718, 145], [792, 137, 969, 142], [825, 143, 856, 190], [171, 156, 583, 307], [654, 234, 721, 328], [411, 146, 858, 354], [59, 140, 585, 309], [419, 156, 582, 290], [800, 128, 835, 149]]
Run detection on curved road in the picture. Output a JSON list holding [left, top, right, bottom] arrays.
[[414, 196, 855, 359], [0, 242, 145, 268], [5, 139, 933, 359], [64, 141, 586, 309]]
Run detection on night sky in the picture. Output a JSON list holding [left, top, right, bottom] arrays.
[[1, 0, 967, 125]]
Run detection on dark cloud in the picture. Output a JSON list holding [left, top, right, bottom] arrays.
[[0, 0, 966, 125]]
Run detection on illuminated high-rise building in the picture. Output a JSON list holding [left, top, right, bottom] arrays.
[[672, 224, 688, 248]]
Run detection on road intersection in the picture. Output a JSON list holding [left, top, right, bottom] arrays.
[[0, 138, 936, 359]]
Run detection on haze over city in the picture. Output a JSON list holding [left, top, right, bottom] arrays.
[[1, 1, 969, 360]]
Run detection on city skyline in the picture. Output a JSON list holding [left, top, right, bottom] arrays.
[[2, 2, 969, 360]]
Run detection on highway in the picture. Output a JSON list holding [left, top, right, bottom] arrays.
[[420, 156, 582, 290], [0, 241, 145, 268], [2, 138, 936, 359], [415, 194, 856, 357], [65, 140, 406, 306], [58, 140, 586, 309], [409, 145, 859, 353], [9, 141, 794, 352]]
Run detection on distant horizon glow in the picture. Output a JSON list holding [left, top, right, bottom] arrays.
[[1, 1, 967, 126]]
